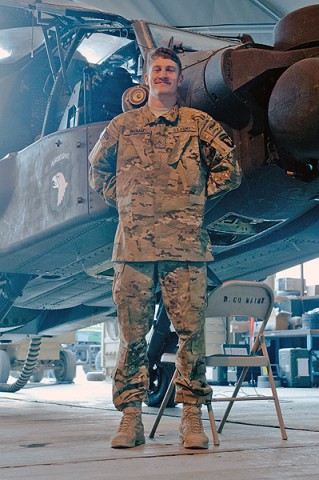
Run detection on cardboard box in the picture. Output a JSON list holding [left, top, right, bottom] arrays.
[[267, 309, 290, 330], [230, 320, 250, 333], [275, 312, 290, 330]]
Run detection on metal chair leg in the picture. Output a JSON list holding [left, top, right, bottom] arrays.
[[260, 342, 288, 440], [206, 401, 220, 446], [149, 370, 177, 438], [218, 365, 249, 433]]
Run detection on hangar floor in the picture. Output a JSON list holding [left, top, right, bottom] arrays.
[[0, 368, 318, 480]]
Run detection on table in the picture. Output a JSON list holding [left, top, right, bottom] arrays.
[[264, 328, 319, 350], [263, 329, 319, 385]]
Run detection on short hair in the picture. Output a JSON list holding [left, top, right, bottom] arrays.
[[146, 47, 182, 75]]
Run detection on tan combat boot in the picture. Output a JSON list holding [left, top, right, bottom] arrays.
[[180, 405, 209, 449], [111, 406, 145, 448]]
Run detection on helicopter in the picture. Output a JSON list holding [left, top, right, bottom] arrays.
[[0, 2, 318, 399]]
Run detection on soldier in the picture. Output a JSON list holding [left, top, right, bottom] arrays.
[[89, 47, 242, 449]]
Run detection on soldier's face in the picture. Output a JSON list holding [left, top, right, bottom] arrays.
[[144, 57, 183, 100]]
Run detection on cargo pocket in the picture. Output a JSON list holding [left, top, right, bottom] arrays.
[[188, 263, 207, 311], [116, 195, 132, 212], [112, 262, 125, 305]]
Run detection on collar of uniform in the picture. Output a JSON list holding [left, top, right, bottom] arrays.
[[142, 103, 179, 126]]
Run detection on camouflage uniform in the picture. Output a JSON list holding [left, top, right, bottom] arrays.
[[89, 104, 241, 410]]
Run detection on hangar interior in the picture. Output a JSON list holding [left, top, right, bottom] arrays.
[[59, 0, 319, 390], [47, 0, 319, 44], [0, 1, 319, 479]]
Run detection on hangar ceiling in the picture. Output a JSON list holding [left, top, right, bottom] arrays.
[[0, 1, 318, 44], [69, 0, 318, 24]]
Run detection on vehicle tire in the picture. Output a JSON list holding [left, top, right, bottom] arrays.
[[54, 350, 76, 383], [30, 370, 44, 383], [86, 371, 106, 382], [0, 350, 11, 383], [146, 362, 176, 408], [94, 349, 102, 372]]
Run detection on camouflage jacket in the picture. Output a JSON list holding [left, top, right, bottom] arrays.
[[89, 104, 241, 262]]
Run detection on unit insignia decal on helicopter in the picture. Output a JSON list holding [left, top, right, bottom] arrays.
[[52, 172, 69, 207]]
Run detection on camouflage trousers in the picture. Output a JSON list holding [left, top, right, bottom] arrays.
[[112, 261, 212, 411]]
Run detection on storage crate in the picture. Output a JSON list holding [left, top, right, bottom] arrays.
[[279, 348, 311, 387]]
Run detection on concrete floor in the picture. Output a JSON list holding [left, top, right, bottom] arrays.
[[0, 368, 318, 479]]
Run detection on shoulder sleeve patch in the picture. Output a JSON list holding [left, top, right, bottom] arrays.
[[200, 119, 234, 158]]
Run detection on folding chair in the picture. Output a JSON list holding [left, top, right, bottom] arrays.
[[149, 280, 287, 445]]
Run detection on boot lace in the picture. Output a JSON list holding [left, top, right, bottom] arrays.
[[184, 410, 203, 433], [118, 413, 136, 433]]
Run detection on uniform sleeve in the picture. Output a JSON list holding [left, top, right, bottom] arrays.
[[199, 116, 242, 199], [88, 119, 119, 207]]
